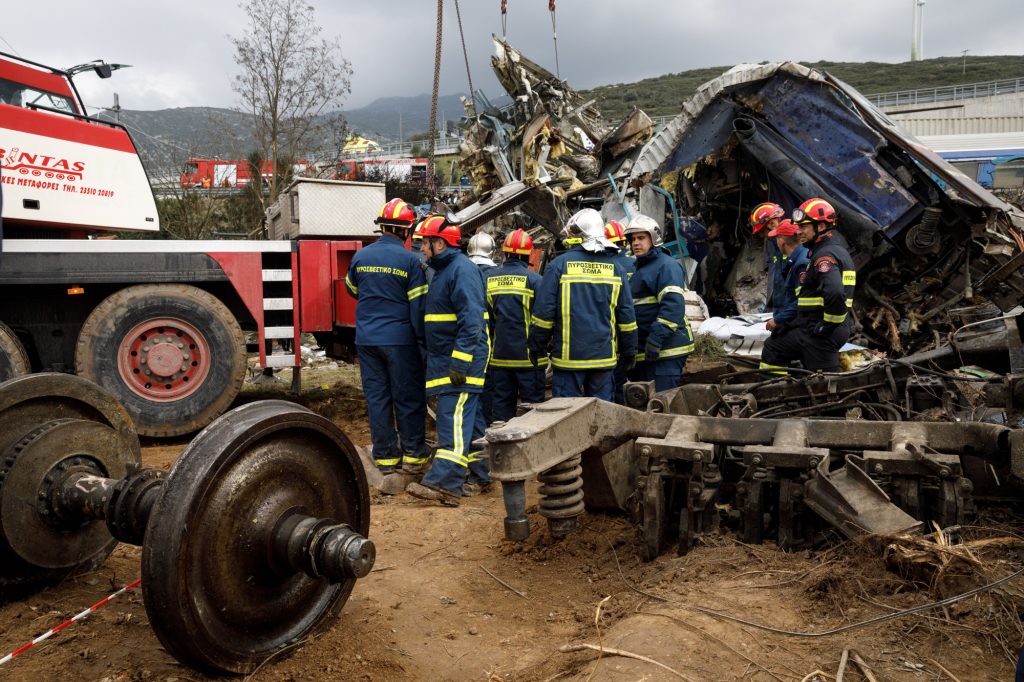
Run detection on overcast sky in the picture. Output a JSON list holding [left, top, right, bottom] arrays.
[[3, 0, 1022, 115]]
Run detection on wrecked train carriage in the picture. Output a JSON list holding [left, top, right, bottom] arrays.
[[618, 62, 1024, 354]]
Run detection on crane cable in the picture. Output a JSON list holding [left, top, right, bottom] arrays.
[[500, 0, 507, 38], [549, 0, 560, 79], [427, 0, 443, 196], [454, 0, 479, 123]]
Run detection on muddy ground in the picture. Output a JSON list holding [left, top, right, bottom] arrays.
[[1, 363, 1021, 681]]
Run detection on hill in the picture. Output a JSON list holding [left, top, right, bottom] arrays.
[[582, 54, 1024, 119]]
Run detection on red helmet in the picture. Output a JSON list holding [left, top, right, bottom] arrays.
[[417, 214, 462, 246], [749, 202, 785, 234], [604, 220, 626, 244], [767, 219, 799, 237], [792, 198, 837, 225], [503, 228, 534, 255], [374, 198, 416, 229]]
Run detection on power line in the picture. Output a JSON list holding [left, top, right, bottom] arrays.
[[0, 33, 21, 56]]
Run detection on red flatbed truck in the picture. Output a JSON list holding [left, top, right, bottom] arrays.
[[0, 51, 377, 437]]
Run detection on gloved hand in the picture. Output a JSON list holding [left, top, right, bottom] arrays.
[[449, 368, 467, 386], [528, 348, 541, 367], [812, 322, 836, 337], [644, 342, 661, 361], [527, 338, 546, 367], [620, 354, 636, 371]]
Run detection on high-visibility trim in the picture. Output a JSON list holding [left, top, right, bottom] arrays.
[[490, 358, 536, 368], [531, 316, 554, 329], [823, 312, 848, 324], [375, 456, 401, 466], [656, 317, 679, 331], [551, 356, 616, 370], [407, 285, 428, 300], [344, 275, 358, 296], [435, 449, 469, 467], [451, 350, 473, 362], [636, 352, 646, 362], [659, 344, 694, 358], [453, 392, 468, 460], [657, 285, 686, 301], [560, 275, 621, 285], [633, 296, 658, 306], [561, 279, 572, 360], [425, 376, 486, 388], [488, 286, 533, 296], [797, 297, 824, 307], [617, 321, 638, 332], [466, 450, 484, 463], [425, 313, 458, 322], [758, 362, 788, 375], [794, 286, 802, 295], [842, 271, 856, 286], [401, 455, 430, 465], [846, 298, 854, 308]]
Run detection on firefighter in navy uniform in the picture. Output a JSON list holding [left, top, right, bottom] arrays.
[[749, 202, 785, 308], [344, 198, 429, 475], [624, 214, 695, 391], [406, 215, 491, 506], [486, 228, 544, 422], [759, 198, 855, 373], [529, 209, 638, 401], [468, 232, 498, 424], [605, 219, 636, 403]]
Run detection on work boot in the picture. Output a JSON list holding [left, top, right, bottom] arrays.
[[406, 481, 460, 507], [401, 461, 430, 476], [462, 480, 493, 497]]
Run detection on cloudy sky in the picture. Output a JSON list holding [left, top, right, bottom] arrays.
[[3, 0, 1021, 114]]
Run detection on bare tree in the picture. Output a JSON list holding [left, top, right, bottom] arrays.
[[231, 0, 352, 210]]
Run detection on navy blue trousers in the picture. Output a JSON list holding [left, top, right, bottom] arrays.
[[630, 356, 687, 392], [357, 344, 428, 469], [552, 369, 614, 401], [421, 391, 488, 495], [490, 366, 545, 423]]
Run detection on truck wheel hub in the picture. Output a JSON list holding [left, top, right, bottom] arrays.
[[118, 319, 211, 402]]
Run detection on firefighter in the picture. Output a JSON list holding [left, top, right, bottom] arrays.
[[468, 231, 498, 423], [759, 198, 855, 374], [605, 219, 635, 403], [529, 208, 637, 401], [749, 202, 785, 308], [406, 215, 490, 506], [763, 219, 809, 334], [624, 214, 694, 391], [486, 228, 544, 422], [344, 198, 429, 476]]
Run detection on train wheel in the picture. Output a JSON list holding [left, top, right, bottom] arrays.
[[75, 284, 246, 438], [0, 322, 30, 381]]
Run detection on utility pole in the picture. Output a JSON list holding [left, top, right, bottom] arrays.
[[911, 0, 926, 61], [961, 49, 969, 75], [106, 93, 122, 123]]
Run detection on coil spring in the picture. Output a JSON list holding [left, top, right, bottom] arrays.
[[537, 454, 585, 520]]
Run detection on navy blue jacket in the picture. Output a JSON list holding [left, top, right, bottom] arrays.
[[771, 244, 809, 326], [345, 233, 426, 346], [610, 247, 635, 281], [486, 259, 543, 369], [631, 247, 694, 362], [530, 246, 638, 371], [423, 247, 490, 395]]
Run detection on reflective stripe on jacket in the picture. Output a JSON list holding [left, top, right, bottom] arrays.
[[771, 244, 810, 325], [631, 247, 694, 362], [529, 246, 638, 370], [345, 233, 426, 346], [795, 231, 856, 328], [486, 259, 542, 368], [423, 247, 489, 395]]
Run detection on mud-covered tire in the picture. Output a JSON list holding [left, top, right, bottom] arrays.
[[0, 322, 30, 382], [75, 284, 246, 437]]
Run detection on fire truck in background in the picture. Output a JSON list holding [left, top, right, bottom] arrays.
[[335, 157, 429, 186], [0, 50, 382, 438], [180, 158, 310, 189]]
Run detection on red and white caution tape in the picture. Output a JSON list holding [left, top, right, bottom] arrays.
[[0, 578, 141, 667]]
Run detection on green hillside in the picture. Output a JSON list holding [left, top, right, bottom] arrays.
[[583, 55, 1024, 119]]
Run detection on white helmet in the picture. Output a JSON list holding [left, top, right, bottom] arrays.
[[565, 208, 615, 253], [624, 214, 664, 247], [467, 232, 495, 258]]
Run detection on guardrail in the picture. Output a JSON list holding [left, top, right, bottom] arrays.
[[867, 77, 1024, 109]]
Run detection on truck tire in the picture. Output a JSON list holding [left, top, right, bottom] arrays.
[[75, 284, 246, 438], [0, 322, 30, 382]]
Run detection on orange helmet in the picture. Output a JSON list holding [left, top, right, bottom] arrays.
[[503, 228, 534, 255], [792, 198, 836, 225], [374, 198, 416, 229], [604, 220, 626, 244], [417, 214, 462, 247], [749, 202, 785, 234]]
